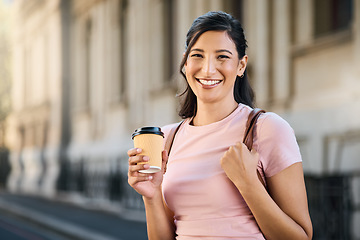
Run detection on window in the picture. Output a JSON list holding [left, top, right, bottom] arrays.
[[314, 0, 353, 38]]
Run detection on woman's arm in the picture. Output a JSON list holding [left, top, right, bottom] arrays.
[[143, 189, 176, 240], [221, 143, 312, 240], [128, 149, 176, 240], [241, 162, 312, 240]]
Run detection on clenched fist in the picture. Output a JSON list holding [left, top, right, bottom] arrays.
[[220, 142, 261, 192]]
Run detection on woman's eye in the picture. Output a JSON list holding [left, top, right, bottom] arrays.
[[218, 55, 230, 59], [190, 54, 203, 58]]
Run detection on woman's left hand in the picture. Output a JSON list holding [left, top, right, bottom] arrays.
[[220, 142, 260, 191]]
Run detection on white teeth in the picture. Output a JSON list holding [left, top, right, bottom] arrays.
[[198, 79, 221, 86]]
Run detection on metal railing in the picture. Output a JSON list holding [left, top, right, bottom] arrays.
[[305, 173, 359, 240], [0, 147, 10, 189], [58, 156, 144, 210], [3, 150, 359, 238]]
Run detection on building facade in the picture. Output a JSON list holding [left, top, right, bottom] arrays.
[[5, 0, 360, 238], [0, 0, 12, 188]]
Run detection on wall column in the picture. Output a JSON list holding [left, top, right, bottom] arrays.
[[272, 0, 291, 111], [243, 0, 270, 108], [294, 0, 313, 46], [127, 0, 146, 129]]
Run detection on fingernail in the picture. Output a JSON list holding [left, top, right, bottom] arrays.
[[137, 148, 142, 153], [143, 164, 150, 169], [148, 176, 153, 180], [143, 156, 149, 161]]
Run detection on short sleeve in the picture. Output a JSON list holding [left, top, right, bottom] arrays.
[[255, 112, 302, 178], [161, 122, 184, 149]]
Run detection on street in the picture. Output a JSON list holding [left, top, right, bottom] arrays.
[[0, 192, 148, 240], [0, 209, 70, 240]]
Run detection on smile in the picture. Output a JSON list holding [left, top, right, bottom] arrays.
[[196, 78, 222, 86]]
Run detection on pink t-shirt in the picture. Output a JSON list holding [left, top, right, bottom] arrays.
[[162, 104, 302, 239]]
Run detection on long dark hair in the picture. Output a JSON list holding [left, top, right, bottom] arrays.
[[178, 11, 255, 119]]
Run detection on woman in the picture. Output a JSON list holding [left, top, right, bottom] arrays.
[[128, 11, 313, 240]]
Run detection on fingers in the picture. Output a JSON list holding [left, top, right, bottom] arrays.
[[222, 142, 254, 164], [129, 163, 150, 172], [127, 148, 156, 190], [127, 148, 142, 157], [235, 142, 258, 153], [225, 144, 238, 156], [128, 155, 149, 171], [128, 153, 148, 165], [128, 172, 153, 186], [129, 171, 153, 180], [127, 157, 152, 185], [128, 148, 150, 176]]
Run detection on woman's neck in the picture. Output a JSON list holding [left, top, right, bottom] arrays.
[[192, 100, 239, 126]]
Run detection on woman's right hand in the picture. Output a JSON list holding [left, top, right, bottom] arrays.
[[127, 148, 168, 199]]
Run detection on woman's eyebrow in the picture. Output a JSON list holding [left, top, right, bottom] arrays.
[[216, 49, 233, 55], [189, 48, 233, 55], [190, 48, 204, 53]]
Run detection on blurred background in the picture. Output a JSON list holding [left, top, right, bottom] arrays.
[[0, 0, 359, 239]]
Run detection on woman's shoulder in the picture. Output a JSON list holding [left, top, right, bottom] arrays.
[[161, 122, 180, 134], [255, 111, 301, 177], [161, 120, 188, 139], [238, 104, 293, 133], [257, 111, 294, 136]]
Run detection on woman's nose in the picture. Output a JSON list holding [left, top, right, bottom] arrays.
[[202, 58, 217, 75]]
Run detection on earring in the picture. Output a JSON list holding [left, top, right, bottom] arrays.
[[240, 74, 244, 78]]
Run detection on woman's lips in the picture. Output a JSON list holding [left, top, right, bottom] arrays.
[[196, 78, 223, 87]]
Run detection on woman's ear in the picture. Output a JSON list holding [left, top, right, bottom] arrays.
[[237, 55, 248, 77]]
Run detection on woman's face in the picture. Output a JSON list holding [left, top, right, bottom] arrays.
[[184, 30, 247, 106]]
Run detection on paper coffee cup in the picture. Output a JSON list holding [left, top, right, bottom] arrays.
[[132, 127, 164, 173]]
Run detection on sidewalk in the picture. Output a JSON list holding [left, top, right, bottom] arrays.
[[0, 191, 147, 240]]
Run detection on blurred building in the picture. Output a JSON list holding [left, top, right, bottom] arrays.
[[0, 0, 12, 188], [5, 0, 360, 239], [0, 1, 12, 129]]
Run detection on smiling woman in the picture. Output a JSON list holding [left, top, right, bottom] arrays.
[[127, 11, 313, 240], [178, 12, 254, 120], [183, 31, 246, 124]]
